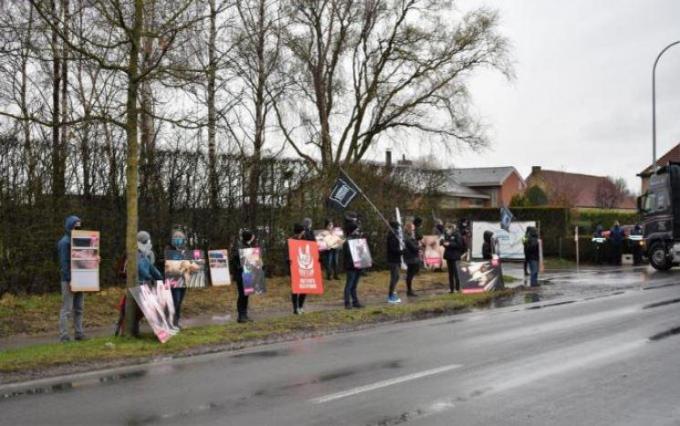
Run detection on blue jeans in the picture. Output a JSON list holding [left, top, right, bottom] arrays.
[[528, 260, 539, 286], [344, 270, 361, 306], [324, 249, 338, 278]]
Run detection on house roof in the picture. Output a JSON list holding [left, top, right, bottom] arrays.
[[528, 169, 636, 209], [446, 167, 522, 187], [638, 143, 680, 177], [440, 175, 490, 199]]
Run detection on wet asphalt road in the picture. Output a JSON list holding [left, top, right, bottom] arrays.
[[2, 266, 680, 426]]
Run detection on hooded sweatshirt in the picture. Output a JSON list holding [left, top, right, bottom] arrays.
[[57, 215, 81, 282]]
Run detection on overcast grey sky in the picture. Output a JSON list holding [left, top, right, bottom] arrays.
[[371, 0, 680, 193]]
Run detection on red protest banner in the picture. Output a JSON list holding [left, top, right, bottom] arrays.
[[288, 239, 324, 295]]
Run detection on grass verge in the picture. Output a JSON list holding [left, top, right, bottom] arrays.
[[0, 288, 515, 376]]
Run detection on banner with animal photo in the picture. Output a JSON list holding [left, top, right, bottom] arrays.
[[348, 238, 372, 269], [129, 281, 178, 343], [70, 230, 100, 291], [208, 250, 231, 286], [456, 261, 505, 294], [422, 235, 445, 268], [288, 239, 324, 295], [164, 249, 208, 289], [471, 221, 536, 260], [239, 247, 266, 295], [314, 227, 345, 251]]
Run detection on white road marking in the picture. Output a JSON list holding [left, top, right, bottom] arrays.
[[311, 364, 462, 404]]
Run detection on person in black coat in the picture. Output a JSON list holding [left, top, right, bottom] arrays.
[[342, 222, 364, 309], [230, 230, 257, 323], [441, 223, 465, 293], [403, 222, 421, 297], [482, 230, 494, 260], [525, 226, 540, 287]]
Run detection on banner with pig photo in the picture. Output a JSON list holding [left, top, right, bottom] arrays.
[[288, 239, 324, 295], [422, 235, 444, 269], [164, 249, 207, 289], [129, 281, 178, 343], [239, 247, 266, 295], [208, 250, 231, 286], [348, 238, 372, 269], [314, 227, 345, 251], [456, 261, 505, 294], [70, 230, 100, 292]]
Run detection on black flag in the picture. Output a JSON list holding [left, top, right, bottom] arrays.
[[326, 172, 360, 211]]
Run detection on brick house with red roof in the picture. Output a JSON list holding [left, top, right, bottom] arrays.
[[637, 143, 680, 193], [526, 167, 636, 210]]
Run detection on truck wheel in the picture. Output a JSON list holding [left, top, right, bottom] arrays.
[[649, 243, 672, 271]]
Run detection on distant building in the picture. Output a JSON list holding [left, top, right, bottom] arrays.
[[637, 143, 680, 194], [526, 166, 636, 210]]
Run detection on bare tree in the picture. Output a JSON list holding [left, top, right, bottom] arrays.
[[595, 177, 629, 209], [278, 0, 511, 169]]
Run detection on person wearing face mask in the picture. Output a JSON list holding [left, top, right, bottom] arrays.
[[57, 215, 94, 342], [342, 222, 365, 309], [441, 222, 465, 293], [133, 231, 165, 335], [168, 228, 189, 328], [230, 229, 257, 323]]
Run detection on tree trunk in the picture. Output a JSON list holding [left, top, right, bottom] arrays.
[[61, 0, 70, 194], [50, 0, 63, 200], [124, 0, 144, 337], [207, 0, 219, 210]]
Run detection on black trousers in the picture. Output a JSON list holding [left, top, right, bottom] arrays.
[[235, 279, 249, 318], [291, 294, 307, 312], [388, 263, 400, 296], [405, 264, 419, 292], [171, 287, 186, 326], [446, 259, 460, 292]]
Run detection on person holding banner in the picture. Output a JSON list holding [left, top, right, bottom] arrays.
[[288, 224, 308, 314], [441, 223, 465, 293], [342, 222, 364, 309], [386, 221, 403, 304], [323, 219, 340, 280], [168, 228, 190, 328], [403, 223, 421, 297], [230, 230, 256, 323], [57, 215, 89, 342]]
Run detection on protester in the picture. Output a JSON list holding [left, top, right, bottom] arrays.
[[167, 227, 189, 328], [403, 222, 421, 297], [609, 221, 624, 266], [386, 221, 403, 304], [302, 217, 315, 242], [323, 219, 340, 280], [288, 223, 308, 314], [482, 230, 494, 260], [593, 224, 605, 265], [413, 216, 424, 242], [342, 222, 364, 309], [525, 226, 540, 287], [433, 219, 445, 237], [631, 223, 644, 265], [522, 231, 530, 276], [231, 229, 257, 323], [58, 215, 88, 342], [133, 231, 165, 336], [458, 217, 472, 260], [441, 223, 465, 293]]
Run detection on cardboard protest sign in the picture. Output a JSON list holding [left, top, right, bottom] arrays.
[[208, 249, 231, 286], [471, 221, 536, 260], [288, 239, 324, 295], [314, 227, 345, 251], [164, 249, 207, 289], [348, 238, 372, 269], [129, 281, 178, 343], [70, 230, 100, 291], [422, 235, 444, 268], [239, 247, 266, 295], [456, 261, 505, 294]]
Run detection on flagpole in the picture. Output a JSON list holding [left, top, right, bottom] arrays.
[[338, 166, 402, 241]]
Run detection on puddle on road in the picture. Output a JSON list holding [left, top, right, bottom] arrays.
[[2, 370, 148, 400]]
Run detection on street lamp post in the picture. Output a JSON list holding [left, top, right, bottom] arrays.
[[652, 40, 680, 172]]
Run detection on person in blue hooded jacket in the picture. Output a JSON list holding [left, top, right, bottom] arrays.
[[57, 215, 87, 342]]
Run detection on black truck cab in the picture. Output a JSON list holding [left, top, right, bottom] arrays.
[[638, 162, 680, 270]]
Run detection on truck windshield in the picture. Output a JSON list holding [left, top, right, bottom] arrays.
[[641, 190, 669, 213]]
